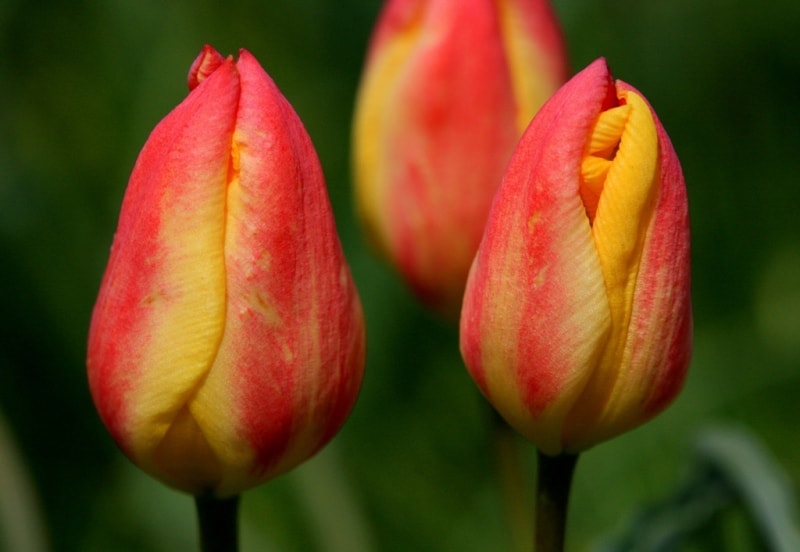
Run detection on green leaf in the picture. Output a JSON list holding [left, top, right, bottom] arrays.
[[694, 425, 800, 552]]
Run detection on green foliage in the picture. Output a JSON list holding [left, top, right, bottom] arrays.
[[595, 426, 800, 551], [1, 0, 800, 550]]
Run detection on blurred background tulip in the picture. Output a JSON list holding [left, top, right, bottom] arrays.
[[2, 1, 800, 551], [352, 0, 568, 317]]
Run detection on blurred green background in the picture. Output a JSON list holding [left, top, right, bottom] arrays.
[[1, 0, 799, 550]]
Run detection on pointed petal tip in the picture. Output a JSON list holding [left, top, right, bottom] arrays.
[[188, 44, 226, 90]]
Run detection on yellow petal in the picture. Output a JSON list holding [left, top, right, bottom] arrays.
[[565, 89, 660, 448], [586, 104, 630, 158]]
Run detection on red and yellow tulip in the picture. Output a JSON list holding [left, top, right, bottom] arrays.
[[353, 0, 568, 317], [87, 46, 365, 497], [460, 58, 692, 455]]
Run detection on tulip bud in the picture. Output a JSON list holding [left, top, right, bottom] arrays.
[[87, 46, 365, 497], [353, 0, 568, 317], [460, 58, 692, 455]]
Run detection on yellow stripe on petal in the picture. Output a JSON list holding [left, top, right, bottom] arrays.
[[497, 0, 566, 133], [586, 104, 631, 158], [476, 208, 538, 441], [565, 89, 659, 449], [181, 134, 256, 497], [580, 104, 631, 222], [151, 406, 222, 494], [126, 105, 233, 475], [129, 177, 228, 462], [352, 7, 423, 255], [579, 156, 610, 220], [594, 92, 658, 348], [581, 156, 612, 185]]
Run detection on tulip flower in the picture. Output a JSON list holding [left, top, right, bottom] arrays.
[[87, 45, 365, 499], [460, 58, 692, 456], [353, 0, 568, 317]]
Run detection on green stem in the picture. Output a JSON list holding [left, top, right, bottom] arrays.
[[195, 494, 240, 552], [490, 407, 533, 552], [535, 452, 579, 552]]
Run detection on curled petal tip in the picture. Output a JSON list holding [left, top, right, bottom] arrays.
[[188, 45, 226, 90]]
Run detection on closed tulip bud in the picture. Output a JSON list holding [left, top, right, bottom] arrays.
[[353, 0, 568, 317], [87, 46, 365, 497], [460, 58, 692, 455]]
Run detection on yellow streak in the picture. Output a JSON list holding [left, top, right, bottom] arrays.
[[352, 9, 423, 255], [128, 173, 228, 468], [497, 0, 562, 133], [565, 90, 659, 449], [580, 105, 631, 221]]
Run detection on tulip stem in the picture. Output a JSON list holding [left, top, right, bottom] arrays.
[[195, 493, 240, 552], [534, 452, 578, 552]]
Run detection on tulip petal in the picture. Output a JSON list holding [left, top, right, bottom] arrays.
[[188, 45, 226, 91], [563, 84, 691, 451], [188, 51, 365, 496], [461, 59, 614, 455], [562, 87, 658, 447], [87, 59, 240, 479], [601, 82, 692, 438], [151, 406, 222, 491]]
